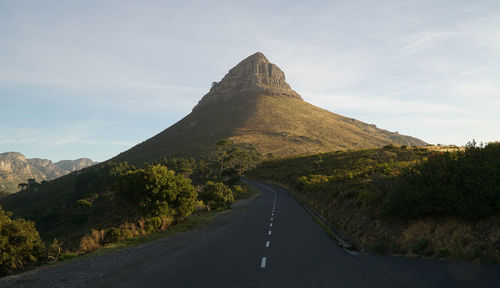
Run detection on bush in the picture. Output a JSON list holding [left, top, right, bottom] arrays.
[[103, 227, 132, 244], [0, 207, 45, 276], [144, 215, 173, 233], [78, 229, 105, 253], [116, 164, 197, 220], [198, 181, 234, 209], [231, 185, 245, 199], [384, 142, 500, 219]]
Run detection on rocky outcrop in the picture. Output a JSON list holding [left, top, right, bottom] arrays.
[[0, 152, 96, 193], [0, 153, 33, 192], [194, 52, 301, 109]]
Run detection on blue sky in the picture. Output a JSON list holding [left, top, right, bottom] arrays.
[[1, 0, 499, 162]]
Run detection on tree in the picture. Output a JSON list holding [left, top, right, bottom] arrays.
[[216, 139, 233, 174], [17, 183, 28, 191], [76, 193, 99, 225], [116, 164, 197, 220], [27, 178, 38, 188]]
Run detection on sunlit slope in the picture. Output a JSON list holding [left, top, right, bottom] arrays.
[[231, 95, 425, 156], [112, 52, 426, 166], [112, 93, 425, 166]]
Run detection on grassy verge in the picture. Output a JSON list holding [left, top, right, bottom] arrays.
[[51, 208, 225, 265]]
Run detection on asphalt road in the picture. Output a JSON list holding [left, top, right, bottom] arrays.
[[116, 180, 499, 288]]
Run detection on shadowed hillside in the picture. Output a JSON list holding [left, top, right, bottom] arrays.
[[113, 52, 426, 166]]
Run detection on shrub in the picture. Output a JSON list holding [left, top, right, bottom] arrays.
[[384, 142, 500, 219], [194, 200, 210, 213], [116, 164, 197, 220], [0, 207, 45, 276], [144, 215, 173, 233], [411, 238, 431, 255], [103, 227, 132, 244], [78, 229, 105, 253], [198, 181, 234, 209], [46, 239, 62, 262], [231, 185, 245, 199]]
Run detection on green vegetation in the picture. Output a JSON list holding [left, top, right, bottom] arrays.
[[250, 143, 500, 221], [0, 142, 258, 276], [0, 207, 45, 276], [198, 181, 234, 209], [249, 143, 500, 262], [249, 145, 432, 210], [116, 164, 197, 220], [384, 141, 500, 219]]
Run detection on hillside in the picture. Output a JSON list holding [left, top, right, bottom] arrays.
[[248, 144, 500, 262], [113, 52, 426, 166], [0, 152, 96, 193]]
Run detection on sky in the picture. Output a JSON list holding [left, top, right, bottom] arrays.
[[1, 0, 499, 162]]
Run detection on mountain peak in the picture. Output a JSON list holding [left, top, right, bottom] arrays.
[[195, 52, 302, 109], [239, 51, 268, 63]]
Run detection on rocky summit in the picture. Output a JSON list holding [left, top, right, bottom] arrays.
[[195, 52, 301, 108], [112, 52, 426, 165]]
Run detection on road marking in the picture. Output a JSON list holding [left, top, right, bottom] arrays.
[[253, 182, 277, 213], [261, 257, 267, 268], [271, 217, 273, 221], [272, 213, 274, 216], [270, 223, 272, 227], [266, 241, 270, 247], [268, 230, 272, 235]]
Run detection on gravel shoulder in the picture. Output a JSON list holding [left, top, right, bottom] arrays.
[[0, 198, 255, 288]]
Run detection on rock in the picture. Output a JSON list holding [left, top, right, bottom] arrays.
[[194, 52, 301, 109], [0, 152, 96, 193]]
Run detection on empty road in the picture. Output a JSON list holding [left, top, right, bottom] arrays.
[[2, 180, 497, 288], [115, 180, 499, 288]]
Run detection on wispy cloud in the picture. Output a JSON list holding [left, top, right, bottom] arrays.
[[396, 30, 459, 57], [1, 1, 499, 160], [303, 92, 467, 116]]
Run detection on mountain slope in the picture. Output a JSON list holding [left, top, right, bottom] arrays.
[[0, 152, 96, 193], [113, 52, 426, 165]]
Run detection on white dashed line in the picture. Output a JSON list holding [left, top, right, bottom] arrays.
[[254, 182, 277, 213], [268, 230, 272, 235], [270, 223, 272, 227], [266, 241, 270, 248], [271, 217, 273, 221], [261, 257, 267, 268]]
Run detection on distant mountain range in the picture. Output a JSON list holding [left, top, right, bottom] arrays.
[[113, 52, 426, 166], [0, 152, 96, 193]]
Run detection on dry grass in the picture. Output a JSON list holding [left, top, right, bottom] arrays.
[[112, 94, 426, 166]]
